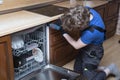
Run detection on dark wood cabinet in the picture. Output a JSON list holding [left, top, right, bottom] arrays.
[[0, 36, 14, 80], [104, 1, 119, 38], [94, 1, 119, 39], [104, 1, 119, 21], [50, 42, 76, 66], [94, 4, 105, 20], [49, 28, 79, 66], [105, 16, 118, 38]]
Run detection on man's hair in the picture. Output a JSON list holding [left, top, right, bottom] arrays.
[[60, 5, 90, 31]]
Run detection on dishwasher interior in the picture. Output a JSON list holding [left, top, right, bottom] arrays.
[[11, 24, 85, 80], [12, 24, 47, 80]]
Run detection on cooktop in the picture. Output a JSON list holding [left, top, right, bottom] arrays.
[[28, 5, 69, 17]]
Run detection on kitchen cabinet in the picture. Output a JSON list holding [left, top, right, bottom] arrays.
[[105, 17, 118, 38], [0, 36, 14, 80], [49, 27, 80, 66], [94, 1, 119, 39], [94, 4, 105, 20], [104, 1, 119, 38], [104, 1, 119, 20]]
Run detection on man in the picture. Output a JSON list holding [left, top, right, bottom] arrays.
[[49, 5, 120, 80]]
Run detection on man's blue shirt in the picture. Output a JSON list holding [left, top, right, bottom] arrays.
[[81, 7, 105, 45]]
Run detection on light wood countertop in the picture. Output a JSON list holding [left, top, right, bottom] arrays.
[[54, 1, 108, 8], [0, 10, 63, 37], [0, 0, 55, 12], [0, 1, 108, 37]]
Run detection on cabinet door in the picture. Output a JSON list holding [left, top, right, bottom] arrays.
[[105, 17, 118, 39], [104, 2, 119, 21], [94, 4, 105, 20], [49, 28, 79, 66], [0, 36, 14, 80], [104, 2, 119, 39], [50, 43, 76, 66], [49, 28, 65, 46]]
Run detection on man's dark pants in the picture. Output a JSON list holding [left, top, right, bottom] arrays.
[[74, 44, 106, 80]]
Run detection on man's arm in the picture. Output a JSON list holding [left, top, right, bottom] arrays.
[[49, 23, 87, 49], [63, 33, 87, 49]]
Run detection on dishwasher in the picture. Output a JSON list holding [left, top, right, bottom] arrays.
[[11, 9, 86, 80]]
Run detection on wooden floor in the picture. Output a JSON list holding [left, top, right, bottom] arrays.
[[63, 34, 120, 80]]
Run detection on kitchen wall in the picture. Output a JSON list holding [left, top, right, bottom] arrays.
[[116, 6, 120, 35], [0, 0, 56, 11]]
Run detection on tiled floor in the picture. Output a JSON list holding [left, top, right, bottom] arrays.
[[63, 34, 120, 80]]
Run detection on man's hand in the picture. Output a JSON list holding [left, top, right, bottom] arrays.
[[49, 23, 61, 30], [49, 23, 66, 34], [49, 19, 62, 30]]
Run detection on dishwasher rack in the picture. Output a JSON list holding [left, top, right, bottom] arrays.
[[12, 25, 47, 80]]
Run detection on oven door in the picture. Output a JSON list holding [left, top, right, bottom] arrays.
[[20, 64, 86, 80]]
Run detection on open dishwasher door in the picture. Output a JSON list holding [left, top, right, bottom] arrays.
[[20, 64, 86, 80]]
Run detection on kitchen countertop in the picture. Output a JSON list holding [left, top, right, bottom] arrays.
[[54, 1, 108, 8], [0, 0, 56, 12], [0, 10, 63, 37], [0, 1, 108, 37]]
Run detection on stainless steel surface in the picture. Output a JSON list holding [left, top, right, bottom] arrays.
[[20, 64, 85, 80]]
